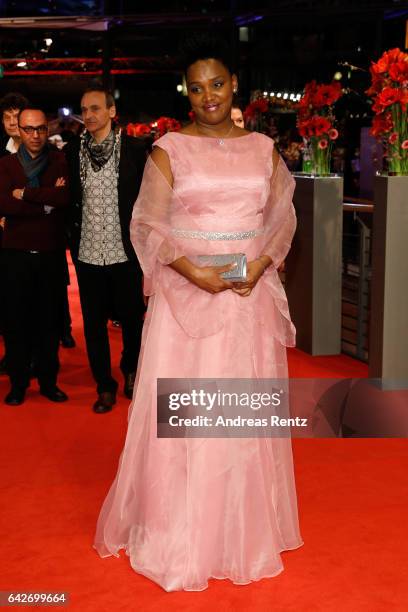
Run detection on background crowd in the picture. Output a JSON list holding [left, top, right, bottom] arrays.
[[0, 86, 146, 412]]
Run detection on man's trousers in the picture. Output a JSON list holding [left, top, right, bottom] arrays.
[[75, 259, 145, 394], [2, 249, 61, 390]]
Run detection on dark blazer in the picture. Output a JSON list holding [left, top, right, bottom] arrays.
[[64, 133, 147, 261], [0, 136, 12, 158], [0, 150, 69, 251], [0, 135, 12, 248]]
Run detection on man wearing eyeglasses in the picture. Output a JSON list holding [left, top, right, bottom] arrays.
[[0, 108, 69, 406]]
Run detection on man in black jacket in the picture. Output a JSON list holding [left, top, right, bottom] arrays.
[[65, 86, 146, 414], [0, 93, 29, 376]]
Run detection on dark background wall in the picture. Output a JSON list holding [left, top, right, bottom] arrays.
[[0, 1, 407, 120]]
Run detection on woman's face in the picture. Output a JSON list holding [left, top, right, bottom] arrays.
[[231, 107, 244, 128], [186, 58, 237, 126]]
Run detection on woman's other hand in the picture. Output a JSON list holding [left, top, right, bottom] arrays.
[[232, 256, 272, 297]]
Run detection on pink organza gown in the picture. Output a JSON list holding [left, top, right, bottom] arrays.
[[94, 131, 303, 592]]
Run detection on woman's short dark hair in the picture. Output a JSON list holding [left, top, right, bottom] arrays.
[[181, 32, 234, 76], [0, 92, 29, 117]]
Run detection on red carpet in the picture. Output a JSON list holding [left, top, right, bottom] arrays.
[[1, 257, 407, 611]]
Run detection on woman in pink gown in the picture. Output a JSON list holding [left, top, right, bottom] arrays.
[[94, 36, 303, 592]]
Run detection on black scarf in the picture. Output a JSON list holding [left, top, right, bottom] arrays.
[[82, 129, 115, 172], [17, 144, 49, 187]]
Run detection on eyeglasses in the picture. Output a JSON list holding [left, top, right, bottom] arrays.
[[19, 125, 48, 135]]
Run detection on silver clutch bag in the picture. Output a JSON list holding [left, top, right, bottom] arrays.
[[194, 253, 247, 282]]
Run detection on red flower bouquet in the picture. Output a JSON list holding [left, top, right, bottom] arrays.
[[152, 116, 181, 138], [367, 48, 408, 175], [127, 116, 181, 140], [296, 80, 342, 174], [243, 98, 269, 122], [127, 123, 151, 137], [243, 97, 270, 133]]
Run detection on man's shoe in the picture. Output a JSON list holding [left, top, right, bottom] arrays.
[[93, 391, 116, 414], [0, 356, 7, 376], [40, 386, 68, 403], [61, 333, 76, 349], [123, 372, 136, 400], [5, 387, 26, 406]]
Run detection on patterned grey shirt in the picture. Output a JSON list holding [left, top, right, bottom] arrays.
[[78, 142, 128, 266]]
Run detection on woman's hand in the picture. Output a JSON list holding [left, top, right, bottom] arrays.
[[169, 257, 236, 294], [232, 256, 272, 297], [12, 188, 25, 200], [191, 264, 236, 294]]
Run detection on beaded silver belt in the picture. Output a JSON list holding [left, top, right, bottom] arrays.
[[171, 228, 263, 241]]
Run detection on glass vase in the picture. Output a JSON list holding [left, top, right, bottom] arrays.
[[310, 142, 331, 175]]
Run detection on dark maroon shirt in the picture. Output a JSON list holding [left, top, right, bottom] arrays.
[[0, 149, 69, 251]]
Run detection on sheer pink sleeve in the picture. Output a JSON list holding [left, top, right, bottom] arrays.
[[261, 153, 297, 268], [247, 147, 297, 347], [130, 155, 228, 337], [130, 156, 187, 295]]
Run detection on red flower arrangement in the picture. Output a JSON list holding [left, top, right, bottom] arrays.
[[153, 116, 182, 137], [242, 91, 300, 136], [127, 116, 181, 140], [296, 80, 342, 174], [298, 115, 332, 138], [243, 98, 269, 122], [127, 123, 151, 137], [367, 48, 408, 174]]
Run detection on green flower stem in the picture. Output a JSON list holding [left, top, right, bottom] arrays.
[[311, 136, 332, 175], [388, 104, 408, 175]]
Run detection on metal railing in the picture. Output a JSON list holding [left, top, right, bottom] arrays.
[[342, 200, 373, 362]]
